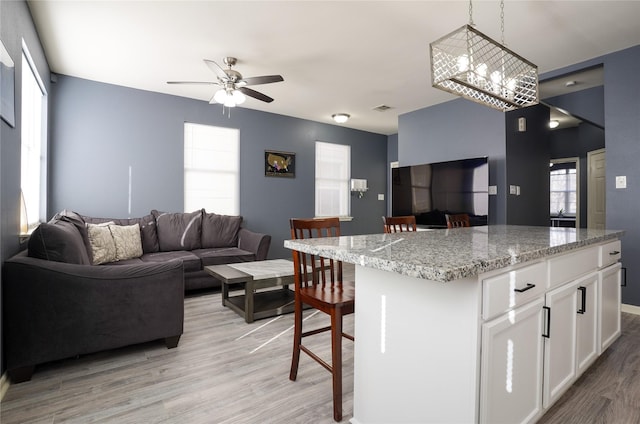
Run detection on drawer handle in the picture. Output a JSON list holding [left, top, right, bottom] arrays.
[[543, 306, 551, 338], [514, 283, 536, 293], [609, 250, 620, 256], [577, 286, 586, 314]]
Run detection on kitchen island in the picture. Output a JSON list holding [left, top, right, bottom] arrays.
[[284, 225, 624, 424]]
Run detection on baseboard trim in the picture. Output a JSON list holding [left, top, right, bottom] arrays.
[[622, 303, 640, 315], [0, 371, 9, 402]]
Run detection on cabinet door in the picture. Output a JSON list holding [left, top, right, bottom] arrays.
[[599, 263, 622, 353], [480, 298, 545, 424], [576, 272, 599, 377], [543, 280, 578, 408]]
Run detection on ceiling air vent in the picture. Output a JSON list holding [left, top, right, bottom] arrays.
[[372, 104, 393, 112]]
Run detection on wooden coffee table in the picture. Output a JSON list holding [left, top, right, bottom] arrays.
[[204, 259, 297, 323]]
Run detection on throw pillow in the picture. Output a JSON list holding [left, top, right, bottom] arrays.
[[201, 211, 243, 248], [109, 223, 143, 261], [86, 222, 117, 265], [152, 209, 202, 251]]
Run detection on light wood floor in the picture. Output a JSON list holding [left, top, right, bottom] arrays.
[[1, 264, 639, 423]]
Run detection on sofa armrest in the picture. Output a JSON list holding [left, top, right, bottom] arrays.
[[238, 228, 271, 260], [3, 253, 184, 381]]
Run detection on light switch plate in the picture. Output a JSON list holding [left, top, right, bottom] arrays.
[[510, 185, 517, 195], [488, 185, 497, 195], [616, 176, 627, 189], [378, 194, 384, 201]]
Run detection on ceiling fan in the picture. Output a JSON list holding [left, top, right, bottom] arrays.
[[167, 57, 283, 107]]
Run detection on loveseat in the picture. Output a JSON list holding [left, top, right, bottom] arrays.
[[3, 209, 271, 382]]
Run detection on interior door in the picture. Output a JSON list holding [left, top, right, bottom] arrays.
[[587, 149, 606, 229]]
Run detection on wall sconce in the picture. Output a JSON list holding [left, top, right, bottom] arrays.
[[351, 178, 368, 198]]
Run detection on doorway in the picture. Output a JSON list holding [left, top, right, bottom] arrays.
[[550, 158, 579, 228], [587, 148, 606, 229]]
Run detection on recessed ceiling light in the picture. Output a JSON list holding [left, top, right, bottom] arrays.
[[332, 113, 350, 124]]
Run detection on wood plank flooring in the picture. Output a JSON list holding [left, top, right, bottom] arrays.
[[1, 263, 639, 423]]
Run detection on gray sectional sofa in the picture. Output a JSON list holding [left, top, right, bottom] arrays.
[[3, 209, 271, 383]]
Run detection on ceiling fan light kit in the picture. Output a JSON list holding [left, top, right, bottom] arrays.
[[332, 113, 350, 124], [429, 0, 538, 112]]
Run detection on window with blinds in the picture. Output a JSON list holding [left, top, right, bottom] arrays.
[[184, 123, 239, 215], [550, 167, 577, 215], [315, 141, 350, 217]]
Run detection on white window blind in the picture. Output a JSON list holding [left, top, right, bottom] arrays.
[[20, 45, 46, 231], [184, 123, 239, 215], [315, 141, 350, 217], [550, 168, 577, 215]]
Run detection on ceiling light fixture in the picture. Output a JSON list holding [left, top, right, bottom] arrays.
[[429, 0, 538, 111], [332, 113, 350, 124], [213, 87, 246, 108], [549, 120, 560, 129]]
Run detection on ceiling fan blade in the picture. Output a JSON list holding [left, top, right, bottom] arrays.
[[204, 59, 229, 80], [240, 75, 284, 86], [238, 87, 274, 103], [167, 81, 217, 85]]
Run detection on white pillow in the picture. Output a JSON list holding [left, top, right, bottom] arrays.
[[86, 222, 116, 265], [109, 223, 143, 261]]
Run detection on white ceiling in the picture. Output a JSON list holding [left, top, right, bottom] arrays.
[[27, 1, 640, 135]]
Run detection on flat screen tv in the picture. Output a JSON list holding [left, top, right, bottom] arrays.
[[392, 157, 489, 227]]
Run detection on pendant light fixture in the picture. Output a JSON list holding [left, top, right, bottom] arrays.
[[430, 0, 538, 111]]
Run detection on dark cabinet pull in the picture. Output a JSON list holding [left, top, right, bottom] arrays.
[[543, 306, 551, 338], [514, 283, 535, 293], [622, 267, 627, 287], [610, 250, 620, 256], [577, 286, 586, 314]]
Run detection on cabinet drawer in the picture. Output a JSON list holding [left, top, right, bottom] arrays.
[[482, 262, 547, 320], [548, 246, 599, 289], [599, 240, 621, 268]]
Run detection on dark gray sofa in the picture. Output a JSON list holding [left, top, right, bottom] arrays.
[[2, 209, 271, 383]]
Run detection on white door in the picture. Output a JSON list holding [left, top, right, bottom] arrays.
[[480, 298, 545, 424], [587, 149, 606, 229], [575, 272, 599, 377], [543, 281, 578, 408], [599, 263, 622, 353]]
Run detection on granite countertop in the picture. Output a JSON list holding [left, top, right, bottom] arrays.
[[283, 225, 625, 282]]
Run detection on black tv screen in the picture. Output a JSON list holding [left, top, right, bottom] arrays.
[[392, 157, 489, 227]]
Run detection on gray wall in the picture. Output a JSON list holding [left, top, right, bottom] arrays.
[[398, 98, 507, 225], [49, 75, 389, 259], [0, 0, 51, 375]]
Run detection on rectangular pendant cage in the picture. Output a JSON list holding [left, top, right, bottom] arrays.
[[430, 25, 538, 111]]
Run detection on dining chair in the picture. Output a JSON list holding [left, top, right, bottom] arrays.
[[383, 215, 417, 233], [289, 217, 355, 422], [445, 213, 471, 228]]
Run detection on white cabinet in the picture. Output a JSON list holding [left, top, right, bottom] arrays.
[[481, 241, 621, 423], [576, 273, 599, 376], [480, 298, 545, 424], [599, 262, 622, 352], [543, 271, 598, 407]]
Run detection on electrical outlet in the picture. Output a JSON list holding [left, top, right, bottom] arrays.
[[516, 186, 521, 196], [378, 194, 385, 201], [509, 185, 517, 195], [488, 185, 497, 195], [616, 176, 627, 189]]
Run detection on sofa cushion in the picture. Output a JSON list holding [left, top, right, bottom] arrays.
[[152, 210, 202, 251], [140, 251, 201, 272], [86, 222, 117, 265], [192, 247, 255, 267], [201, 211, 243, 248], [50, 210, 93, 260], [110, 224, 144, 261], [28, 220, 92, 265], [83, 214, 159, 254]]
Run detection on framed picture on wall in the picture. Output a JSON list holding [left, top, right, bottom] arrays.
[[0, 40, 16, 128], [265, 150, 295, 177]]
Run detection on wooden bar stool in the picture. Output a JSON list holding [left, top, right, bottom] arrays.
[[289, 217, 355, 422], [445, 213, 471, 228], [383, 215, 417, 233]]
